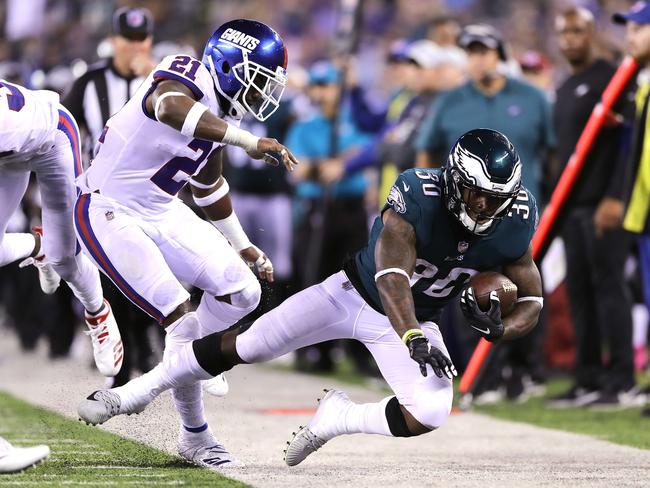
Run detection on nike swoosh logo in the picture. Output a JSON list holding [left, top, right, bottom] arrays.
[[402, 181, 410, 192], [470, 325, 490, 335]]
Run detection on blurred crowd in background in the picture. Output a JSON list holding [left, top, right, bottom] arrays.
[[1, 0, 650, 412]]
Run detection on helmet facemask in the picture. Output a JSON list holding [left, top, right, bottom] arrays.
[[235, 52, 286, 121], [206, 49, 286, 121], [443, 156, 520, 236]]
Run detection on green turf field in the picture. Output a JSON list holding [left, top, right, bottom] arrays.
[[0, 392, 247, 487], [474, 378, 650, 450]]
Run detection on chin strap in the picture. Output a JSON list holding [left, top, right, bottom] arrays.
[[458, 204, 493, 235]]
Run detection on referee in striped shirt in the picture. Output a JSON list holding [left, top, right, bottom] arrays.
[[63, 7, 157, 387], [63, 7, 156, 163]]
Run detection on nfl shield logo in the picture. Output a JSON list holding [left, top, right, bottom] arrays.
[[457, 241, 469, 253], [127, 10, 145, 27]]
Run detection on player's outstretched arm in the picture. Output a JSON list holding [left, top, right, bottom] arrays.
[[500, 244, 543, 340], [188, 150, 274, 282], [375, 209, 456, 379], [145, 80, 298, 171], [375, 209, 418, 336]]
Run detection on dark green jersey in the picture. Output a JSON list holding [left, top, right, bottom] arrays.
[[347, 168, 538, 322]]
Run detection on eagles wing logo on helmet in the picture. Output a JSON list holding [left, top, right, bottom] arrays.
[[387, 185, 407, 214], [443, 128, 522, 236]]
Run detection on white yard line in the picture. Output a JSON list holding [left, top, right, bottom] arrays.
[[4, 439, 94, 446], [0, 482, 184, 486], [50, 450, 112, 455], [68, 466, 154, 470]]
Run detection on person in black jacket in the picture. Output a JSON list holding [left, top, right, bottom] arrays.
[[547, 7, 639, 409]]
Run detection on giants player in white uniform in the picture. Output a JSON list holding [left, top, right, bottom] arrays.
[[74, 20, 297, 468], [0, 80, 122, 377], [78, 130, 544, 467]]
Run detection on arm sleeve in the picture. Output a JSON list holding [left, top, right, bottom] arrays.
[[61, 75, 88, 132]]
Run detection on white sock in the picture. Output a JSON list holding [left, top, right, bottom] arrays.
[[314, 396, 393, 440], [65, 253, 104, 313], [113, 353, 210, 410], [113, 362, 172, 410], [0, 233, 35, 266], [164, 314, 209, 433], [112, 315, 211, 411], [172, 382, 208, 433]]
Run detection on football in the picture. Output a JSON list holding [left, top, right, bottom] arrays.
[[468, 271, 518, 316]]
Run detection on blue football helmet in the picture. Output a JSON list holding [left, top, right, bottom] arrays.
[[443, 128, 522, 235], [202, 19, 288, 121]]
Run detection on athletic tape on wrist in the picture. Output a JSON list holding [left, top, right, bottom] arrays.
[[401, 328, 425, 345], [192, 179, 229, 207], [211, 212, 251, 251], [221, 123, 260, 152], [374, 267, 411, 283], [181, 102, 208, 138], [153, 91, 186, 121], [516, 296, 544, 307]]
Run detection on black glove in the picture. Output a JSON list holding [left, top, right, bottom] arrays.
[[459, 287, 505, 342], [405, 334, 457, 379]]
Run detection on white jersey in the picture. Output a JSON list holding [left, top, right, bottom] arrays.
[[78, 55, 240, 217], [0, 80, 60, 165]]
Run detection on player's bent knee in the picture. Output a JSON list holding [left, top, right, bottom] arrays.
[[408, 389, 453, 430], [230, 280, 261, 313]]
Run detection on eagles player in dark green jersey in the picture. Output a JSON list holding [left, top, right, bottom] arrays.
[[77, 128, 543, 466]]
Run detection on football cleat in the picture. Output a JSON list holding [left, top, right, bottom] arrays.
[[284, 426, 326, 467], [284, 389, 350, 466], [18, 226, 61, 295], [18, 256, 61, 295], [77, 389, 145, 425], [0, 437, 50, 474], [85, 299, 124, 377], [202, 374, 229, 397], [178, 430, 242, 470]]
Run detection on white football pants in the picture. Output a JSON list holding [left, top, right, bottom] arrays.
[[74, 192, 259, 323], [236, 270, 454, 429], [0, 107, 102, 312]]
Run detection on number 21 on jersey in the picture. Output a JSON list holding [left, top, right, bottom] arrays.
[[167, 56, 201, 82], [150, 139, 217, 195]]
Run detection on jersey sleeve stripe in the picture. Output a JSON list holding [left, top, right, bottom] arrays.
[[152, 71, 205, 100], [140, 81, 158, 120], [73, 194, 166, 323], [56, 108, 82, 179]]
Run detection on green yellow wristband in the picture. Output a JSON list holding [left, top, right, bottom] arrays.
[[401, 328, 425, 345]]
